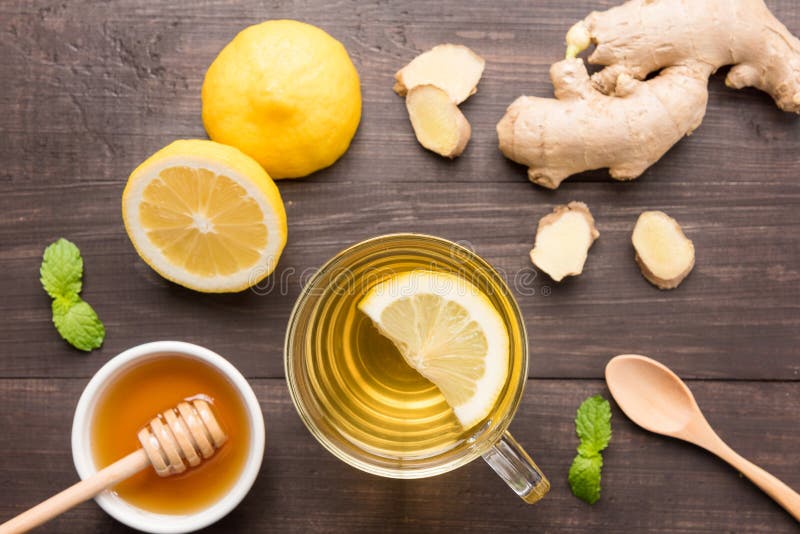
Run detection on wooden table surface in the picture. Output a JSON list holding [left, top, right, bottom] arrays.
[[1, 0, 799, 532]]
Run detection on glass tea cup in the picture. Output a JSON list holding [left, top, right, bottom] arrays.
[[284, 234, 549, 503]]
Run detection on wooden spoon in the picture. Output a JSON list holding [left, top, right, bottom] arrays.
[[0, 399, 227, 534], [605, 354, 800, 522]]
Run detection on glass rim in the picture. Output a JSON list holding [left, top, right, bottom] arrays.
[[283, 233, 529, 478]]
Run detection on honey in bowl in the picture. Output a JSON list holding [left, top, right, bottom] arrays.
[[91, 354, 250, 514]]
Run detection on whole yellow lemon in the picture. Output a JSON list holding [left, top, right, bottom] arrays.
[[202, 20, 362, 179]]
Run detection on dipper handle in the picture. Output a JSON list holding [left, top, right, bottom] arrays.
[[0, 399, 226, 533], [0, 449, 149, 534]]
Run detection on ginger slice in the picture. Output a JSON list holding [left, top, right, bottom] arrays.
[[406, 85, 471, 158], [394, 44, 485, 104], [530, 202, 599, 282], [632, 211, 695, 290]]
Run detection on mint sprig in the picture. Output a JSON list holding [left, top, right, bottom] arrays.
[[40, 239, 105, 351], [568, 395, 612, 504]]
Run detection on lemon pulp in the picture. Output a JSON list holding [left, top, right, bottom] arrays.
[[359, 270, 510, 429], [122, 139, 287, 293]]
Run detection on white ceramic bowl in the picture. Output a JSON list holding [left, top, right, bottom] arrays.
[[71, 341, 265, 533]]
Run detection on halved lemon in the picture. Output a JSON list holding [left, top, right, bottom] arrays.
[[122, 139, 287, 293], [358, 270, 509, 429]]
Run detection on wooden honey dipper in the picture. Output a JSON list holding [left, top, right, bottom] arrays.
[[0, 399, 227, 534]]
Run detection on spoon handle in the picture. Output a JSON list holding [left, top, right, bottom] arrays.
[[704, 436, 800, 522]]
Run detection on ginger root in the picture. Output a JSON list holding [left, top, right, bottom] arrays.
[[395, 44, 484, 158], [406, 85, 471, 158], [632, 211, 695, 290], [498, 59, 711, 189], [577, 0, 800, 112], [530, 202, 599, 282], [394, 44, 485, 104], [498, 0, 800, 188]]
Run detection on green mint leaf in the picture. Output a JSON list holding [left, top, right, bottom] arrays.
[[52, 296, 105, 351], [40, 238, 105, 352], [569, 395, 612, 504], [575, 395, 612, 456], [568, 453, 603, 504], [40, 238, 83, 298]]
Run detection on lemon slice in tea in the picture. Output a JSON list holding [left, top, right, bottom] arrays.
[[122, 139, 287, 293], [358, 270, 509, 429]]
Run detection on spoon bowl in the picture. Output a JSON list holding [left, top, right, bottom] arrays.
[[605, 354, 800, 522], [605, 354, 700, 437]]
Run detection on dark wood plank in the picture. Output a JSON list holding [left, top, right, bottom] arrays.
[[0, 0, 797, 188], [1, 179, 799, 379], [0, 378, 797, 533]]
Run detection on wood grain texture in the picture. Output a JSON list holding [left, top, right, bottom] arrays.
[[1, 0, 799, 379], [0, 379, 798, 533], [0, 0, 799, 531]]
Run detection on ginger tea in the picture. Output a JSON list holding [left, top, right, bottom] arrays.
[[91, 355, 250, 514], [286, 234, 526, 472]]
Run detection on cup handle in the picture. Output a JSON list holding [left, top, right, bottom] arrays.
[[482, 430, 550, 504]]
